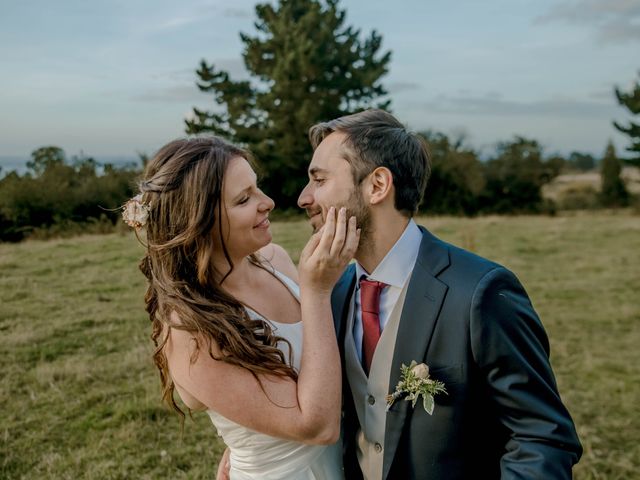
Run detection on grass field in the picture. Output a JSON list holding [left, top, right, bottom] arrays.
[[1, 211, 639, 479]]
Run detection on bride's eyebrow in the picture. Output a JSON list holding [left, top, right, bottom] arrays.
[[231, 186, 252, 202]]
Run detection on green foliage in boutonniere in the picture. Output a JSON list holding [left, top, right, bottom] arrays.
[[385, 361, 447, 415]]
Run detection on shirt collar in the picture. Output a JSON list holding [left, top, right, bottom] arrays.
[[355, 219, 422, 289]]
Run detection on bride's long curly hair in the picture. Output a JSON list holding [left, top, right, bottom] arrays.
[[137, 137, 297, 418]]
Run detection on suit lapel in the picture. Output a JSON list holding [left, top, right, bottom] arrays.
[[382, 227, 450, 479], [331, 265, 361, 477], [331, 264, 356, 342]]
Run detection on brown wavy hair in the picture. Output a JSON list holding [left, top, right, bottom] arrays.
[[137, 137, 297, 418]]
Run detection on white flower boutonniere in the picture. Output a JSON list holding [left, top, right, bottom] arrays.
[[385, 361, 447, 415]]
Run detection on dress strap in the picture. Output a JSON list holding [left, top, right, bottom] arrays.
[[271, 269, 300, 300]]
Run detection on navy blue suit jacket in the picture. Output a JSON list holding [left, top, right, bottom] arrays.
[[331, 227, 582, 479]]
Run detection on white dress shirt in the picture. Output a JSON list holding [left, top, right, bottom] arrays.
[[353, 219, 422, 362]]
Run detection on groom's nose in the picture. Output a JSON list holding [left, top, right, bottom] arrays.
[[298, 182, 313, 209]]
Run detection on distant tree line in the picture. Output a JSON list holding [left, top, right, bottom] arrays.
[[0, 147, 139, 241], [0, 136, 633, 242], [420, 133, 632, 215]]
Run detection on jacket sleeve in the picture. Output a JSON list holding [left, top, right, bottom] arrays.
[[470, 267, 582, 479]]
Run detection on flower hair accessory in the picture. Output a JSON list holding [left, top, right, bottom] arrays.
[[386, 361, 447, 415], [122, 194, 150, 228]]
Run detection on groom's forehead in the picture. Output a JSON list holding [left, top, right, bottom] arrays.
[[307, 156, 351, 177], [308, 148, 352, 175], [310, 132, 352, 163]]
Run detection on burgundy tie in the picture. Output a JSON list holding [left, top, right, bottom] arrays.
[[359, 277, 386, 375]]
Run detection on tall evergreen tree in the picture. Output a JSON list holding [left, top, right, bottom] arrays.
[[614, 73, 640, 167], [600, 141, 629, 207], [186, 0, 390, 208]]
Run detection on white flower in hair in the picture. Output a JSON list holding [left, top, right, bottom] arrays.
[[122, 194, 150, 228]]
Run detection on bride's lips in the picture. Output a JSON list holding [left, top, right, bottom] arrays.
[[254, 218, 270, 229]]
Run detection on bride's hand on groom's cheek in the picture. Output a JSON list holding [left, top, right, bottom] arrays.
[[298, 206, 360, 292]]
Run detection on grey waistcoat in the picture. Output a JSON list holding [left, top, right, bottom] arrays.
[[344, 283, 409, 480]]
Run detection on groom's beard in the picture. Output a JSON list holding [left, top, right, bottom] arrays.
[[345, 188, 372, 255], [305, 189, 372, 254]]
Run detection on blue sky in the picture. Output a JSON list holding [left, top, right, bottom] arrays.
[[1, 0, 638, 165]]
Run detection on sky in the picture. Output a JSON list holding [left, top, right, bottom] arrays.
[[0, 0, 638, 168]]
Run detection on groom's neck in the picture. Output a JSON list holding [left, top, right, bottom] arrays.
[[355, 211, 410, 274]]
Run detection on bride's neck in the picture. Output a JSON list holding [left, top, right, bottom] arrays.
[[213, 255, 257, 292]]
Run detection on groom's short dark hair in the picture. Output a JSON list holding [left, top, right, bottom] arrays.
[[308, 109, 430, 216]]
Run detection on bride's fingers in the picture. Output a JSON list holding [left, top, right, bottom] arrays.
[[329, 208, 348, 257], [341, 216, 359, 259], [300, 229, 322, 261], [316, 206, 337, 254]]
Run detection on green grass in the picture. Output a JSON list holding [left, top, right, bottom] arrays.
[[1, 211, 638, 479]]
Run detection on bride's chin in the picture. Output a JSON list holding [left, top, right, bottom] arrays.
[[252, 234, 273, 252]]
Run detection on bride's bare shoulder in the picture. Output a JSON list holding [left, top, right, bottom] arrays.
[[164, 311, 223, 357], [258, 243, 298, 282]]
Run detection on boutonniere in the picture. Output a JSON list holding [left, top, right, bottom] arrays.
[[385, 361, 447, 415]]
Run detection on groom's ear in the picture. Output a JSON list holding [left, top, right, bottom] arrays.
[[365, 167, 394, 206]]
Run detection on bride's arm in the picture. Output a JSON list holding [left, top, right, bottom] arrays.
[[165, 207, 358, 444], [215, 447, 230, 480]]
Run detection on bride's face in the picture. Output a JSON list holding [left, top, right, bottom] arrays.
[[214, 156, 275, 258]]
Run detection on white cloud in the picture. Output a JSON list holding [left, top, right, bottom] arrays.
[[154, 15, 203, 31], [420, 91, 615, 117], [222, 7, 252, 19], [535, 0, 640, 44], [387, 81, 422, 93]]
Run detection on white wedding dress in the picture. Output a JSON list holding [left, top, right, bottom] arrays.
[[207, 270, 344, 479]]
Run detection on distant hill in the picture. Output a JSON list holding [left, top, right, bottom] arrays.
[[542, 166, 640, 201]]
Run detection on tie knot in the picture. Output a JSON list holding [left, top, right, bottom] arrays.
[[359, 277, 386, 315]]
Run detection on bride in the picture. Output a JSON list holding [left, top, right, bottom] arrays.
[[126, 137, 359, 479]]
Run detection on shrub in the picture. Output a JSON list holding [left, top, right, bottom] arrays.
[[0, 147, 140, 242], [557, 185, 600, 210]]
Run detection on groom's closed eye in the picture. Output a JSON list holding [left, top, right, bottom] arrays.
[[308, 166, 329, 178]]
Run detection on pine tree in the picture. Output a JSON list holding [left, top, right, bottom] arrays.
[[613, 73, 640, 167], [186, 0, 391, 208], [600, 141, 629, 207]]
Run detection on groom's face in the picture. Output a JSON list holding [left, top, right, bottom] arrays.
[[298, 132, 369, 234]]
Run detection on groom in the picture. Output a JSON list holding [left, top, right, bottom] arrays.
[[297, 109, 582, 479]]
